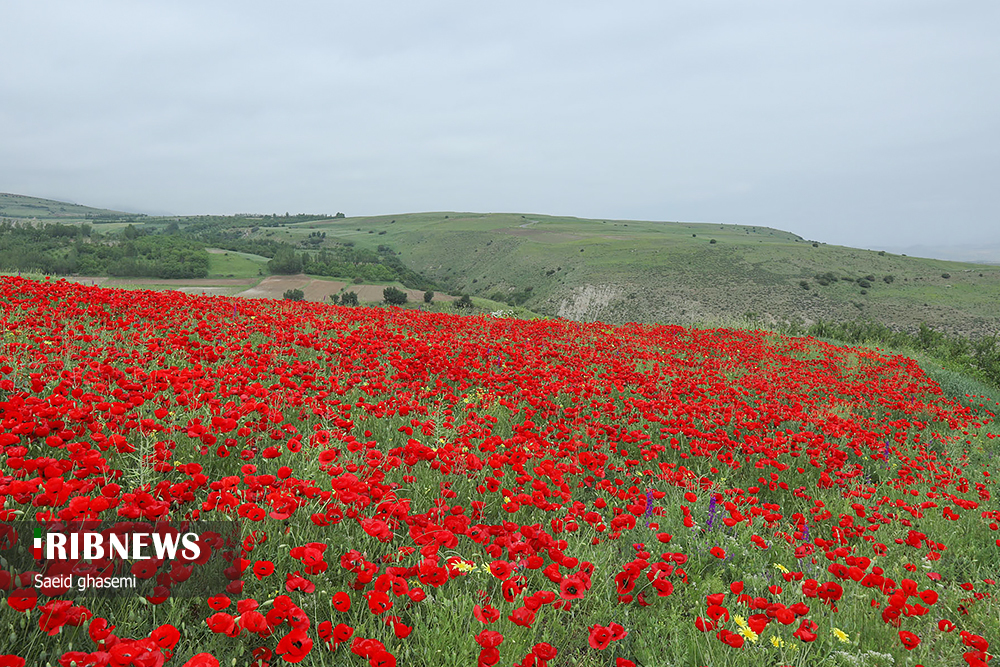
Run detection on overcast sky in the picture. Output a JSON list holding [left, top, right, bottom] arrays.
[[2, 1, 998, 253]]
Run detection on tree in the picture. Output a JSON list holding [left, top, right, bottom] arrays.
[[423, 290, 434, 303], [268, 247, 303, 274], [340, 291, 358, 306], [455, 294, 473, 310], [283, 288, 304, 301], [383, 286, 408, 305]]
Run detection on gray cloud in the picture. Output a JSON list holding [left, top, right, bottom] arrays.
[[2, 1, 997, 252]]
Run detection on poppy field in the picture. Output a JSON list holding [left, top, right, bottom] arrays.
[[0, 275, 998, 667]]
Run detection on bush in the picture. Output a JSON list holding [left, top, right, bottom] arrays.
[[815, 272, 837, 287], [383, 286, 408, 305], [883, 275, 895, 284], [709, 239, 717, 244], [799, 280, 810, 290], [942, 273, 951, 279], [340, 291, 358, 306], [283, 288, 304, 301], [423, 290, 434, 303], [455, 294, 473, 310], [858, 279, 872, 288]]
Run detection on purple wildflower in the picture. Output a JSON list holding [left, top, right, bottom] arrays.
[[644, 490, 654, 528], [706, 495, 718, 530]]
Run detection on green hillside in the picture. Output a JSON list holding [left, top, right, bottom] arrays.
[[2, 194, 998, 337], [0, 192, 140, 222], [288, 212, 1000, 337]]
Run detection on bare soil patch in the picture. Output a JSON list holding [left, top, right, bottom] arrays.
[[346, 285, 455, 303], [236, 275, 346, 302], [104, 278, 254, 286]]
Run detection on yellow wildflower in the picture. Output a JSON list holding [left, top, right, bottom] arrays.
[[832, 628, 850, 643], [773, 563, 790, 574], [770, 636, 785, 648], [452, 561, 476, 574]]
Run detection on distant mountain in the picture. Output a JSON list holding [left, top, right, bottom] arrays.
[[879, 244, 1000, 265], [0, 193, 139, 221]]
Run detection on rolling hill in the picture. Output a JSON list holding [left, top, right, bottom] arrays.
[[0, 192, 140, 221], [2, 194, 999, 337], [288, 212, 1000, 337]]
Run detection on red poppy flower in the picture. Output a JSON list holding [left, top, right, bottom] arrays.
[[333, 623, 354, 644], [89, 617, 116, 644], [181, 654, 219, 667], [707, 605, 730, 623], [532, 643, 558, 661], [5, 589, 36, 613], [253, 560, 275, 580], [489, 560, 513, 580], [478, 648, 500, 667], [508, 606, 536, 627], [938, 619, 955, 632], [695, 616, 717, 632], [332, 592, 352, 612], [588, 625, 612, 650], [206, 613, 236, 635], [793, 619, 818, 643], [559, 575, 587, 600], [472, 604, 500, 624], [475, 630, 504, 649], [276, 628, 313, 663], [717, 629, 745, 649], [150, 623, 180, 651], [898, 630, 921, 651]]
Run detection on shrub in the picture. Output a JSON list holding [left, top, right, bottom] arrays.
[[283, 288, 304, 301], [340, 291, 358, 306], [815, 272, 837, 286], [455, 294, 473, 310], [709, 239, 717, 244], [383, 286, 408, 305], [883, 275, 894, 284], [423, 290, 434, 303], [942, 273, 951, 279], [799, 280, 810, 290], [858, 279, 872, 288]]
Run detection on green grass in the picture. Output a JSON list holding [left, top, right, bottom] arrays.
[[5, 193, 1000, 337], [0, 192, 137, 221], [206, 249, 269, 278], [277, 212, 1000, 336]]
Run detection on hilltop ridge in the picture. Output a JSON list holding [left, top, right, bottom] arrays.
[[2, 194, 998, 336]]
